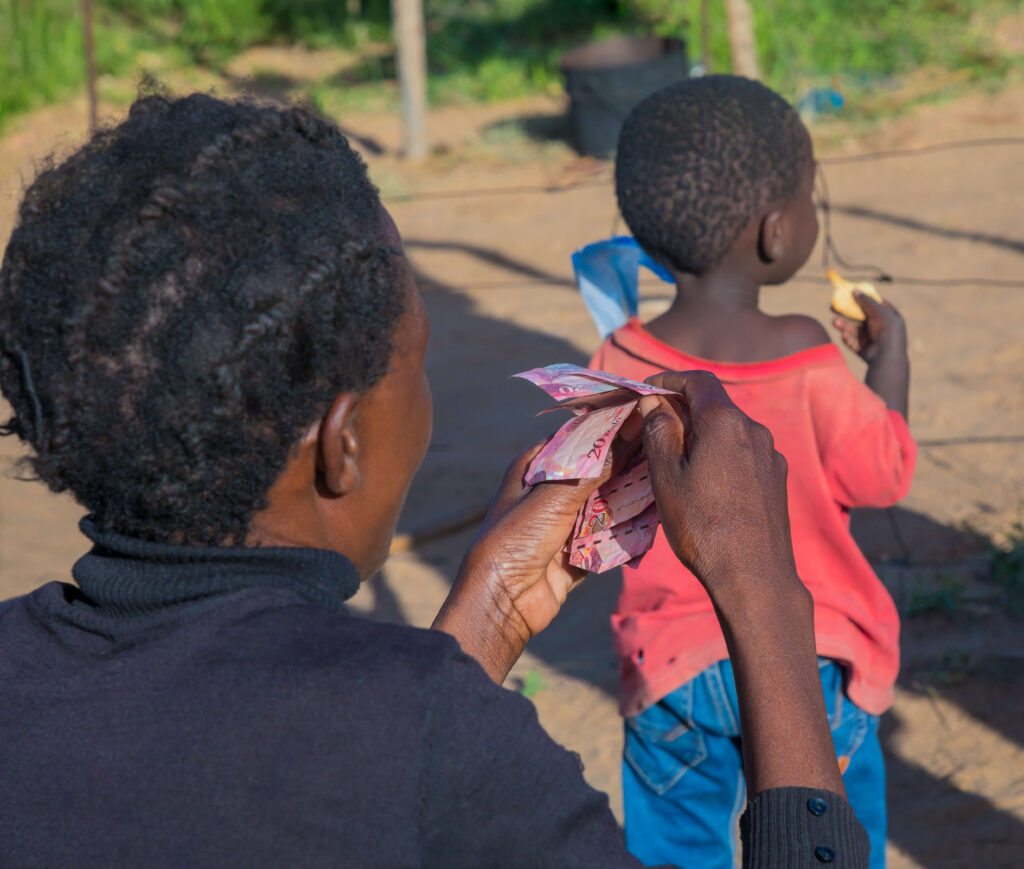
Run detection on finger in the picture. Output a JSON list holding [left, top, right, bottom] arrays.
[[602, 412, 645, 482], [644, 370, 728, 417], [483, 438, 551, 530], [507, 439, 548, 494], [499, 475, 597, 559], [852, 291, 885, 325], [638, 394, 687, 467], [831, 317, 862, 351]]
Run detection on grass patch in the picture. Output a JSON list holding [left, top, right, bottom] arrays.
[[905, 573, 966, 618], [990, 522, 1024, 617], [631, 0, 1021, 101], [2, 1, 1022, 131], [517, 669, 548, 699]]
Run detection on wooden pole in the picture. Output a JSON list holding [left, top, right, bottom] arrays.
[[700, 0, 711, 73], [724, 0, 760, 79], [391, 0, 428, 160], [82, 0, 98, 131]]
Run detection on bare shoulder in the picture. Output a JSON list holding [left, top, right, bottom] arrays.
[[771, 314, 832, 354]]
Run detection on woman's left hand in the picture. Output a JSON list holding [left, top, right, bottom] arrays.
[[432, 419, 641, 683]]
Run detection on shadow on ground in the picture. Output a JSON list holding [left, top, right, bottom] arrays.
[[832, 202, 1024, 258], [481, 113, 573, 148], [365, 267, 1023, 866]]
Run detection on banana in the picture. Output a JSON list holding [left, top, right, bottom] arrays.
[[827, 268, 883, 321]]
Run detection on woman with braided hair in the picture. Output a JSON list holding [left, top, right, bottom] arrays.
[[0, 94, 867, 867]]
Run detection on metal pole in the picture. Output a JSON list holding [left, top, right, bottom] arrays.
[[391, 0, 428, 160], [82, 0, 98, 131]]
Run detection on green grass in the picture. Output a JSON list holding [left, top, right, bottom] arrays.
[[0, 0, 386, 129], [1, 0, 86, 122], [990, 522, 1024, 616], [1, 0, 1022, 132], [905, 573, 966, 618], [517, 669, 548, 699], [633, 0, 1020, 99]]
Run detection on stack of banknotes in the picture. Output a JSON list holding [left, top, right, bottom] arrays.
[[513, 364, 675, 573]]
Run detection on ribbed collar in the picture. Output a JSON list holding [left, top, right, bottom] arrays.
[[71, 517, 360, 619]]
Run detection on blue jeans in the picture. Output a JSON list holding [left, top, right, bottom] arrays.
[[623, 659, 886, 869]]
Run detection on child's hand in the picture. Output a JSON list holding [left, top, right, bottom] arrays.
[[832, 292, 907, 363]]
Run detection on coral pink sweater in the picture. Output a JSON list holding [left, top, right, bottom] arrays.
[[590, 319, 917, 718]]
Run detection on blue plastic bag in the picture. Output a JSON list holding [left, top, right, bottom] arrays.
[[572, 236, 674, 338]]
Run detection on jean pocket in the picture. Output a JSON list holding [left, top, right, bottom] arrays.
[[831, 697, 872, 762], [624, 700, 708, 795]]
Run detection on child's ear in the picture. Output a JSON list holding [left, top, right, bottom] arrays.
[[758, 209, 787, 264], [318, 392, 361, 496]]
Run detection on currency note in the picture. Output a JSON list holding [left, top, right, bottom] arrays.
[[575, 454, 654, 538], [524, 399, 637, 485], [514, 363, 674, 402], [569, 502, 660, 573], [514, 363, 672, 573]]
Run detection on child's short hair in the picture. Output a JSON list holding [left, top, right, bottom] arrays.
[[0, 94, 404, 545], [615, 75, 810, 275]]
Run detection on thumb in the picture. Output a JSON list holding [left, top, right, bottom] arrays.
[[639, 394, 686, 468], [853, 291, 884, 327]]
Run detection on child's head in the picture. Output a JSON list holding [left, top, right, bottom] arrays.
[[616, 75, 816, 282], [0, 94, 429, 558]]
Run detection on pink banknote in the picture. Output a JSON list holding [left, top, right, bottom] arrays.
[[514, 363, 675, 401], [569, 503, 660, 573], [513, 364, 672, 573], [523, 399, 637, 485], [575, 453, 654, 538]]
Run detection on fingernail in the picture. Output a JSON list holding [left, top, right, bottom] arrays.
[[638, 395, 661, 418]]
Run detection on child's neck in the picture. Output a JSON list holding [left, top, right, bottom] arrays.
[[670, 269, 762, 313], [644, 267, 776, 363]]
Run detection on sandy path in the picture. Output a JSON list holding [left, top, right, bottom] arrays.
[[2, 84, 1023, 866]]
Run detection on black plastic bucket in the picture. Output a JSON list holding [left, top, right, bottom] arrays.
[[561, 36, 689, 159]]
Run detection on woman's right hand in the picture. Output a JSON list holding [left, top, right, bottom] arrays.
[[637, 370, 800, 602], [639, 370, 847, 799]]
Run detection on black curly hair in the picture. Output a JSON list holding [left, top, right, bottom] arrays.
[[0, 93, 405, 545], [615, 74, 812, 275]]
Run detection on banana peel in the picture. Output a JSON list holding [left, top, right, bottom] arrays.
[[827, 268, 883, 321]]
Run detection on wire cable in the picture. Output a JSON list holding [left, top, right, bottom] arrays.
[[817, 136, 1024, 165], [390, 136, 1024, 290], [381, 137, 1024, 203]]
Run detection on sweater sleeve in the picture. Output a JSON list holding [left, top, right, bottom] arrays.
[[810, 365, 917, 509], [740, 787, 870, 868], [416, 647, 649, 869]]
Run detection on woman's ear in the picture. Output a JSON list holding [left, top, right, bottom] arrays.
[[318, 392, 361, 497], [758, 209, 787, 264]]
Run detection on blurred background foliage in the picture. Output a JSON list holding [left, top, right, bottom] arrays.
[[1, 0, 1021, 129]]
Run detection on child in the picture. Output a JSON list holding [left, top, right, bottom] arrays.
[[590, 76, 915, 869]]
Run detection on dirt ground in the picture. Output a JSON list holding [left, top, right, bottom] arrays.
[[1, 74, 1023, 867]]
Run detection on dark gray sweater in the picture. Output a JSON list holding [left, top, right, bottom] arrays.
[[0, 519, 868, 867]]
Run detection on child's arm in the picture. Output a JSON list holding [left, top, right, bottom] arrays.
[[832, 292, 909, 419]]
